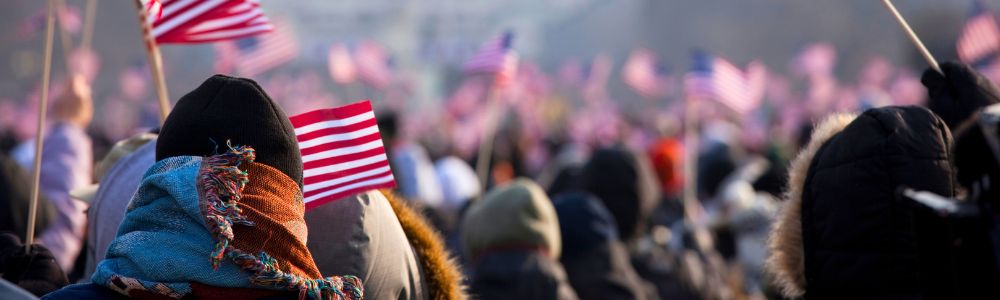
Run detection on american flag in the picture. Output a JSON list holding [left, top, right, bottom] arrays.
[[150, 0, 273, 44], [213, 20, 298, 77], [290, 100, 397, 210], [623, 48, 671, 99], [464, 31, 518, 86], [957, 0, 1000, 66], [354, 41, 393, 89], [328, 43, 357, 84], [684, 51, 767, 115], [141, 0, 163, 24]]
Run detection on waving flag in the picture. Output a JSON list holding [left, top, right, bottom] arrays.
[[290, 100, 396, 210], [957, 0, 1000, 66], [149, 0, 273, 44], [212, 20, 298, 77], [685, 51, 767, 115], [464, 31, 518, 86], [141, 0, 163, 24], [355, 41, 393, 89], [623, 48, 671, 99], [328, 43, 357, 84]]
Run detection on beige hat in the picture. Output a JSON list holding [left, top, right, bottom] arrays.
[[70, 132, 156, 202]]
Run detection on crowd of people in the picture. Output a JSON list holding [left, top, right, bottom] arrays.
[[1, 42, 1000, 299]]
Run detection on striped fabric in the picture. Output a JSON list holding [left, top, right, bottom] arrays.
[[958, 0, 1000, 65], [623, 48, 670, 99], [141, 0, 163, 24], [150, 0, 273, 44], [290, 100, 396, 210], [684, 51, 767, 115], [213, 19, 298, 77], [464, 31, 518, 86]]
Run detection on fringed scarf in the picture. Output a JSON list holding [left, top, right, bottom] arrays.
[[93, 144, 363, 300]]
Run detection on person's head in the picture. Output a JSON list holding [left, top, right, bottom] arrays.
[[157, 74, 302, 187], [582, 147, 661, 242], [461, 179, 561, 261]]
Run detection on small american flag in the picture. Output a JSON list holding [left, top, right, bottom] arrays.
[[290, 100, 396, 210], [623, 48, 671, 99], [957, 1, 1000, 66], [150, 0, 273, 44], [464, 31, 518, 86], [328, 43, 357, 84], [213, 19, 298, 77], [355, 41, 393, 89], [684, 51, 767, 115]]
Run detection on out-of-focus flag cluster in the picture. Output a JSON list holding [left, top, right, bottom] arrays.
[[18, 4, 81, 39], [213, 20, 298, 77], [623, 48, 671, 99], [685, 51, 767, 115], [464, 31, 518, 87], [149, 0, 273, 44], [290, 100, 396, 210]]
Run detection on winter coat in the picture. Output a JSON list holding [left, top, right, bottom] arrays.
[[305, 189, 465, 300], [80, 138, 156, 280], [36, 122, 92, 273], [462, 179, 578, 300], [0, 154, 54, 243], [553, 192, 655, 300], [0, 278, 36, 300], [768, 106, 959, 299]]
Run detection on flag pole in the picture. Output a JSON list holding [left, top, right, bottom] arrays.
[[474, 84, 501, 196], [81, 0, 97, 50], [133, 0, 171, 122], [682, 94, 700, 226], [881, 0, 942, 74], [54, 0, 75, 73], [26, 0, 58, 252]]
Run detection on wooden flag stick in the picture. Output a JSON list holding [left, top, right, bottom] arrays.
[[133, 0, 171, 122], [26, 0, 58, 252], [54, 0, 74, 73], [881, 0, 942, 74], [81, 0, 97, 50], [682, 95, 700, 226], [474, 87, 502, 195]]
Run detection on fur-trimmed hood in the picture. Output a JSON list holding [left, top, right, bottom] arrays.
[[767, 106, 958, 299], [306, 189, 466, 300], [766, 113, 856, 298]]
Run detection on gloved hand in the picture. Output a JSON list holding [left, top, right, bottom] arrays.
[[922, 62, 1000, 129], [0, 233, 68, 296]]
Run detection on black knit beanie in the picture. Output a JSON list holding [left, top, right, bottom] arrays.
[[156, 74, 303, 187]]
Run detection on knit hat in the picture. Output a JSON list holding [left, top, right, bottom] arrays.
[[461, 179, 562, 260], [156, 75, 302, 187]]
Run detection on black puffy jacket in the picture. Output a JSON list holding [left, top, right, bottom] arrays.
[[768, 106, 961, 299]]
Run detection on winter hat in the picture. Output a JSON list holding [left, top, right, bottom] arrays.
[[0, 233, 68, 296], [551, 192, 618, 259], [156, 74, 302, 187], [582, 147, 661, 242], [462, 179, 562, 260]]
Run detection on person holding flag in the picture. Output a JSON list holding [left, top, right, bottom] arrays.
[[44, 75, 363, 299]]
